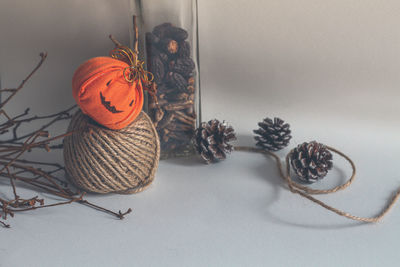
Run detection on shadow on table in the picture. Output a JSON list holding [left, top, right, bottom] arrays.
[[233, 135, 368, 229], [262, 157, 368, 229], [161, 134, 282, 209], [161, 154, 201, 167], [161, 134, 367, 229]]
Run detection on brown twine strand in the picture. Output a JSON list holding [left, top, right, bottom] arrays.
[[63, 111, 160, 194], [235, 146, 400, 223]]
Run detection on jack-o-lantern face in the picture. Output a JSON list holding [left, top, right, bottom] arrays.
[[72, 57, 143, 130]]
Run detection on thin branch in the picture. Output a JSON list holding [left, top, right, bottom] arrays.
[[133, 15, 139, 54], [6, 167, 19, 199], [0, 53, 47, 109], [0, 51, 132, 228], [0, 105, 77, 143], [8, 193, 85, 212], [79, 200, 132, 219], [0, 220, 10, 228], [109, 34, 123, 47]]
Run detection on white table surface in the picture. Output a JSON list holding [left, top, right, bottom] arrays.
[[1, 121, 400, 267]]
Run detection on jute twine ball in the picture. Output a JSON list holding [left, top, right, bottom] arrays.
[[63, 110, 160, 194]]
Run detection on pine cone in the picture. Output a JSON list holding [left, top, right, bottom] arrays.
[[253, 117, 292, 151], [194, 119, 236, 164], [290, 141, 333, 183]]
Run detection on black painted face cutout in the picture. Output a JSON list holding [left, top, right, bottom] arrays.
[[100, 92, 124, 114], [99, 80, 135, 114]]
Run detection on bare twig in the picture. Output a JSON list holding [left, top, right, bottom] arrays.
[[0, 220, 10, 228], [0, 53, 132, 228], [109, 34, 123, 47], [0, 53, 47, 109], [133, 15, 139, 54]]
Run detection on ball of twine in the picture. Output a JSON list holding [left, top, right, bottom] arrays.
[[63, 110, 160, 194]]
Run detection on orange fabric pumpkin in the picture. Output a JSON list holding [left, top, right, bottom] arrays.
[[72, 57, 143, 130]]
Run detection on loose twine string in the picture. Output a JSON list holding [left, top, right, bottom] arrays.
[[235, 146, 400, 223]]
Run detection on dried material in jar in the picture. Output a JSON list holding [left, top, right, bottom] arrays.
[[178, 41, 191, 58], [145, 32, 160, 45], [148, 56, 165, 83], [166, 72, 188, 92], [160, 38, 179, 54], [152, 23, 173, 38], [167, 26, 189, 41], [159, 52, 169, 63], [169, 58, 195, 78], [146, 22, 197, 157]]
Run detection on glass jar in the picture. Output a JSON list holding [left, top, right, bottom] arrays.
[[130, 0, 201, 159]]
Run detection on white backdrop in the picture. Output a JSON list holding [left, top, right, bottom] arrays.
[[1, 1, 400, 266], [1, 0, 399, 131]]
